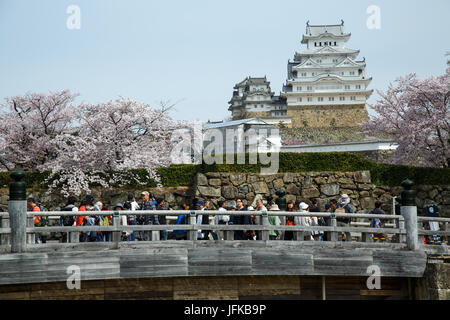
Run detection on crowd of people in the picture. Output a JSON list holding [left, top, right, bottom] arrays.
[[28, 191, 389, 244]]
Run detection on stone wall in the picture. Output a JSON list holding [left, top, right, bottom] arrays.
[[287, 104, 368, 127], [194, 171, 450, 217], [415, 257, 450, 300]]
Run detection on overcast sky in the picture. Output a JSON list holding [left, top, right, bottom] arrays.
[[1, 0, 449, 122]]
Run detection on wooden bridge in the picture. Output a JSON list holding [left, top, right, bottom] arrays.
[[0, 172, 449, 300]]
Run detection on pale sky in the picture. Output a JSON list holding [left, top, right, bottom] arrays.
[[0, 0, 449, 122]]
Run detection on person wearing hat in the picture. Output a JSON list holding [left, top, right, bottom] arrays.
[[268, 204, 282, 240], [298, 202, 314, 241], [336, 194, 354, 242]]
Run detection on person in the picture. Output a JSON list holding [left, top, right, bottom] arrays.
[[254, 199, 267, 240], [156, 198, 168, 241], [139, 191, 158, 241], [101, 204, 112, 242], [60, 196, 78, 243], [336, 194, 353, 242], [28, 197, 46, 244], [196, 200, 210, 240], [246, 206, 258, 240], [124, 193, 139, 241], [78, 195, 95, 242], [214, 200, 229, 240], [229, 199, 250, 240], [172, 203, 189, 240], [268, 204, 282, 240], [323, 203, 332, 241], [284, 200, 296, 241], [369, 201, 386, 242], [84, 198, 99, 242], [309, 199, 324, 241], [298, 202, 313, 241], [122, 201, 131, 241]]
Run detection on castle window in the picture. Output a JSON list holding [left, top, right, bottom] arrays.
[[307, 86, 313, 91], [329, 97, 334, 101], [334, 41, 337, 46], [307, 97, 312, 102], [350, 71, 355, 75], [318, 97, 324, 102], [340, 96, 345, 101], [345, 85, 350, 90], [319, 42, 322, 46], [297, 97, 302, 102], [297, 86, 302, 91], [301, 72, 307, 77], [350, 96, 356, 101], [355, 85, 361, 89]]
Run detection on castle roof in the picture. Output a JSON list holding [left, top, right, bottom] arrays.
[[301, 20, 351, 43]]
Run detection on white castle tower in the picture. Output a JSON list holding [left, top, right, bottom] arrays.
[[281, 20, 373, 127]]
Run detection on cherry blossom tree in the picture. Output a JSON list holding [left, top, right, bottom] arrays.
[[0, 90, 79, 171], [364, 68, 450, 168], [45, 97, 187, 196]]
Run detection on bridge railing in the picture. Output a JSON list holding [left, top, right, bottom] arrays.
[[417, 216, 450, 246], [0, 209, 409, 251]]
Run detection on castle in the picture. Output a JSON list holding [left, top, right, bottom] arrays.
[[228, 21, 373, 127]]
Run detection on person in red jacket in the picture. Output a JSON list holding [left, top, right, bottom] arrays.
[[27, 198, 46, 244], [77, 195, 95, 242]]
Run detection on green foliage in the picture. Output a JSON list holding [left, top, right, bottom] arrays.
[[1, 153, 448, 189]]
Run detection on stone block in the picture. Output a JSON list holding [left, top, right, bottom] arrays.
[[320, 184, 340, 196], [197, 186, 221, 198], [354, 171, 371, 183], [222, 186, 237, 199], [286, 184, 300, 196], [273, 179, 284, 190], [302, 187, 320, 198], [196, 173, 208, 186], [360, 197, 375, 209], [209, 179, 222, 187], [283, 173, 295, 183], [253, 181, 270, 195], [230, 173, 246, 186]]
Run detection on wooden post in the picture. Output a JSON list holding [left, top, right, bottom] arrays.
[[9, 170, 27, 253], [399, 217, 406, 244], [261, 210, 269, 241], [401, 206, 418, 250], [189, 211, 197, 241], [329, 215, 338, 242], [112, 211, 121, 247], [400, 179, 418, 250], [362, 231, 372, 243], [322, 276, 326, 300], [294, 216, 303, 241], [1, 216, 10, 245]]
